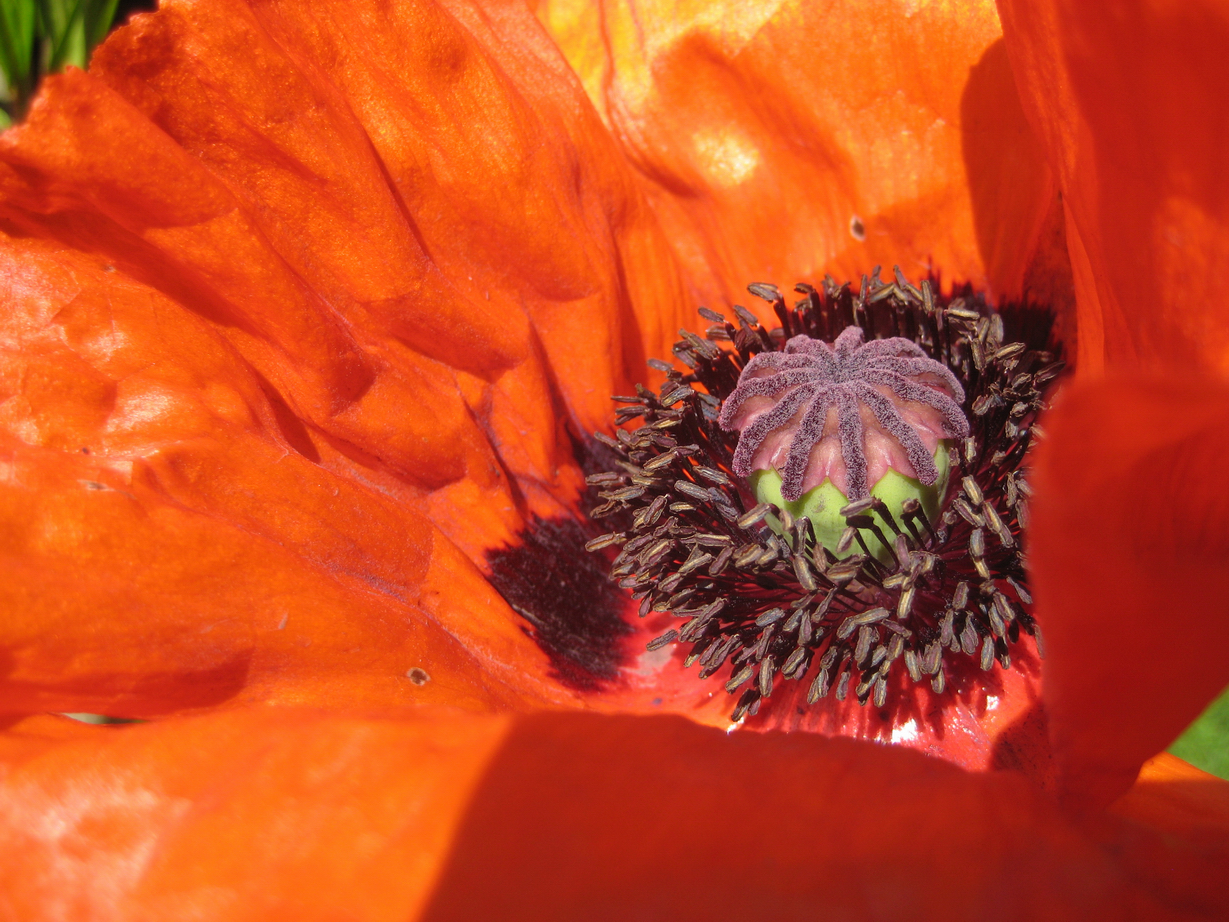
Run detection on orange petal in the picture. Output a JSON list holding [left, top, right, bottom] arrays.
[[1113, 752, 1229, 838], [2, 708, 1220, 920], [2, 0, 691, 558], [540, 0, 1058, 309], [0, 0, 697, 712], [1031, 374, 1229, 808], [1102, 753, 1229, 919], [1000, 0, 1229, 373], [0, 710, 510, 920], [0, 230, 589, 715]]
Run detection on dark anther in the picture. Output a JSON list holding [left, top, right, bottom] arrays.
[[585, 268, 1062, 722]]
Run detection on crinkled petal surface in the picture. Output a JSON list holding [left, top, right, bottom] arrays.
[[999, 0, 1229, 373], [540, 0, 1061, 314], [1, 708, 1227, 921], [0, 0, 1067, 765], [1032, 374, 1229, 808], [0, 0, 696, 716], [3, 0, 1229, 913]]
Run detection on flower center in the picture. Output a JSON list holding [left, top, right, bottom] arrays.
[[586, 269, 1063, 724], [717, 324, 970, 560], [719, 324, 969, 502]]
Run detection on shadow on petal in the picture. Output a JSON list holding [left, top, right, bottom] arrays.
[[421, 712, 1180, 921], [1032, 374, 1229, 808]]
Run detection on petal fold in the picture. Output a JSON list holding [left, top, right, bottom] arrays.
[[1032, 374, 1229, 808], [0, 232, 571, 715], [1, 709, 1221, 921], [1000, 0, 1229, 372], [541, 0, 1057, 310], [0, 0, 696, 712]]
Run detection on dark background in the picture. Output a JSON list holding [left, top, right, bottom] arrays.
[[114, 1, 158, 30]]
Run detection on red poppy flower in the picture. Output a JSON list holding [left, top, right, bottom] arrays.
[[1, 0, 1227, 918]]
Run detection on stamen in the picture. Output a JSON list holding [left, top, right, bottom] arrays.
[[586, 268, 1061, 724]]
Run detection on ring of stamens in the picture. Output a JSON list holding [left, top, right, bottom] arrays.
[[585, 269, 1062, 723]]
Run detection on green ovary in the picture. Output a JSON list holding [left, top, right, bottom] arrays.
[[749, 443, 952, 562]]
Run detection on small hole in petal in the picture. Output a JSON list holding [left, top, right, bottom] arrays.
[[849, 216, 866, 241], [406, 667, 430, 686]]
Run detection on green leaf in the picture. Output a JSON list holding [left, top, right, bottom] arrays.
[[44, 0, 87, 72], [1169, 684, 1229, 780], [0, 0, 37, 94], [84, 0, 118, 48], [2, 0, 121, 121]]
